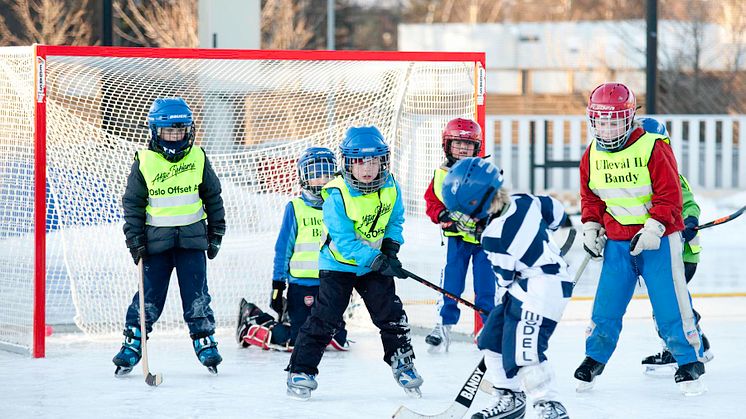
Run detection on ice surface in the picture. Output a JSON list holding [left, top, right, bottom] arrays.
[[2, 194, 744, 418]]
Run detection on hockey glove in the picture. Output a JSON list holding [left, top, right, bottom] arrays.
[[630, 218, 666, 256], [381, 238, 401, 259], [371, 254, 407, 279], [207, 224, 225, 260], [582, 221, 606, 260], [126, 234, 147, 265], [270, 281, 286, 317], [437, 210, 452, 224], [682, 216, 699, 243]]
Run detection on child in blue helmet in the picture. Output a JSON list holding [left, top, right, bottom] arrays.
[[423, 117, 496, 352], [442, 157, 571, 419], [637, 117, 712, 373], [113, 97, 226, 375], [236, 147, 350, 352], [286, 126, 422, 400]]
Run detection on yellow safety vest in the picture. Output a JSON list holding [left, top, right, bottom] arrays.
[[138, 148, 206, 227], [433, 168, 479, 244], [289, 198, 323, 278], [320, 176, 397, 266], [588, 133, 668, 225]]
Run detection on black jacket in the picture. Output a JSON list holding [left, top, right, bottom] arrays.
[[122, 147, 226, 255]]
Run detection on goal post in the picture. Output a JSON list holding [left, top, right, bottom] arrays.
[[0, 45, 486, 357]]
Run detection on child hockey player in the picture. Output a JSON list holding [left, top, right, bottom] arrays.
[[113, 97, 226, 375], [441, 157, 571, 419], [236, 147, 349, 351], [286, 126, 422, 399], [423, 117, 495, 352], [575, 83, 705, 396], [637, 117, 712, 373]]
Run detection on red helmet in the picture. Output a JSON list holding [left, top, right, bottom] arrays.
[[586, 82, 636, 151], [442, 118, 482, 164]]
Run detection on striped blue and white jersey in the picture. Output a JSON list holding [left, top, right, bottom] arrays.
[[480, 194, 572, 320]]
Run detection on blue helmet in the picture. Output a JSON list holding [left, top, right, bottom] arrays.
[[298, 147, 337, 195], [639, 117, 669, 137], [147, 97, 195, 162], [442, 157, 504, 221], [339, 126, 390, 194]]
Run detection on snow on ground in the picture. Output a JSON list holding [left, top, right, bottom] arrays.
[[1, 296, 744, 419], [1, 194, 744, 418]]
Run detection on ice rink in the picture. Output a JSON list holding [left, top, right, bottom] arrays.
[[2, 194, 744, 418], [2, 296, 744, 418]]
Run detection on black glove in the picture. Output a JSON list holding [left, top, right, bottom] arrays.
[[437, 210, 452, 223], [270, 281, 286, 316], [207, 224, 225, 260], [371, 254, 407, 279], [381, 238, 400, 259], [126, 234, 147, 265], [682, 216, 699, 243]]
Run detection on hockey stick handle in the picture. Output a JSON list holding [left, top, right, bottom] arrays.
[[694, 205, 746, 230], [572, 253, 592, 287], [137, 260, 151, 377], [402, 269, 491, 316]]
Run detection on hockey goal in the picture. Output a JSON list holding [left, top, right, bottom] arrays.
[[0, 45, 485, 357]]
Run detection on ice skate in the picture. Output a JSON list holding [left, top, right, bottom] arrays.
[[193, 334, 222, 374], [573, 357, 605, 392], [533, 400, 569, 419], [112, 326, 142, 377], [642, 347, 677, 375], [425, 323, 451, 353], [287, 372, 317, 400], [471, 388, 526, 419], [236, 298, 261, 346], [391, 348, 423, 398], [675, 361, 706, 396]]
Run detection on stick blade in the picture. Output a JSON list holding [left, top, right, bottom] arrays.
[[392, 403, 467, 419], [145, 372, 163, 387]]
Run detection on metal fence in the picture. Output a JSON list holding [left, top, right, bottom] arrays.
[[485, 115, 746, 193]]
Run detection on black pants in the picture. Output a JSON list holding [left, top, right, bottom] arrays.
[[288, 270, 413, 375], [125, 248, 215, 339], [287, 283, 347, 346]]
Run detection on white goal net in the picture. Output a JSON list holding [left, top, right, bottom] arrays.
[[0, 46, 485, 355]]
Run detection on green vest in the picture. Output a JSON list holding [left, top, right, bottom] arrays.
[[320, 176, 397, 266], [138, 148, 206, 227], [433, 168, 479, 244], [680, 174, 701, 262], [289, 198, 323, 278], [588, 133, 668, 225]]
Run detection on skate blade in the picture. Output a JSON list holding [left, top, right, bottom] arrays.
[[679, 379, 707, 396], [576, 379, 596, 392], [287, 387, 312, 400], [643, 364, 676, 377], [207, 366, 218, 375], [404, 387, 422, 399], [114, 366, 133, 377], [427, 344, 447, 354]]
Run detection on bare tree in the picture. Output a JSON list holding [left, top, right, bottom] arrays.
[[261, 0, 315, 49], [113, 0, 198, 48], [0, 0, 93, 46]]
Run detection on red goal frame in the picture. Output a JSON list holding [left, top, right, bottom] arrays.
[[30, 45, 486, 358]]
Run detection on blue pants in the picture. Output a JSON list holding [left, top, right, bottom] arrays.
[[477, 294, 558, 379], [125, 248, 215, 339], [586, 236, 702, 366], [439, 237, 495, 324], [287, 283, 347, 346]]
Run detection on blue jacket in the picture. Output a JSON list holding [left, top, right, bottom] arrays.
[[272, 195, 322, 287], [319, 176, 405, 276]]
